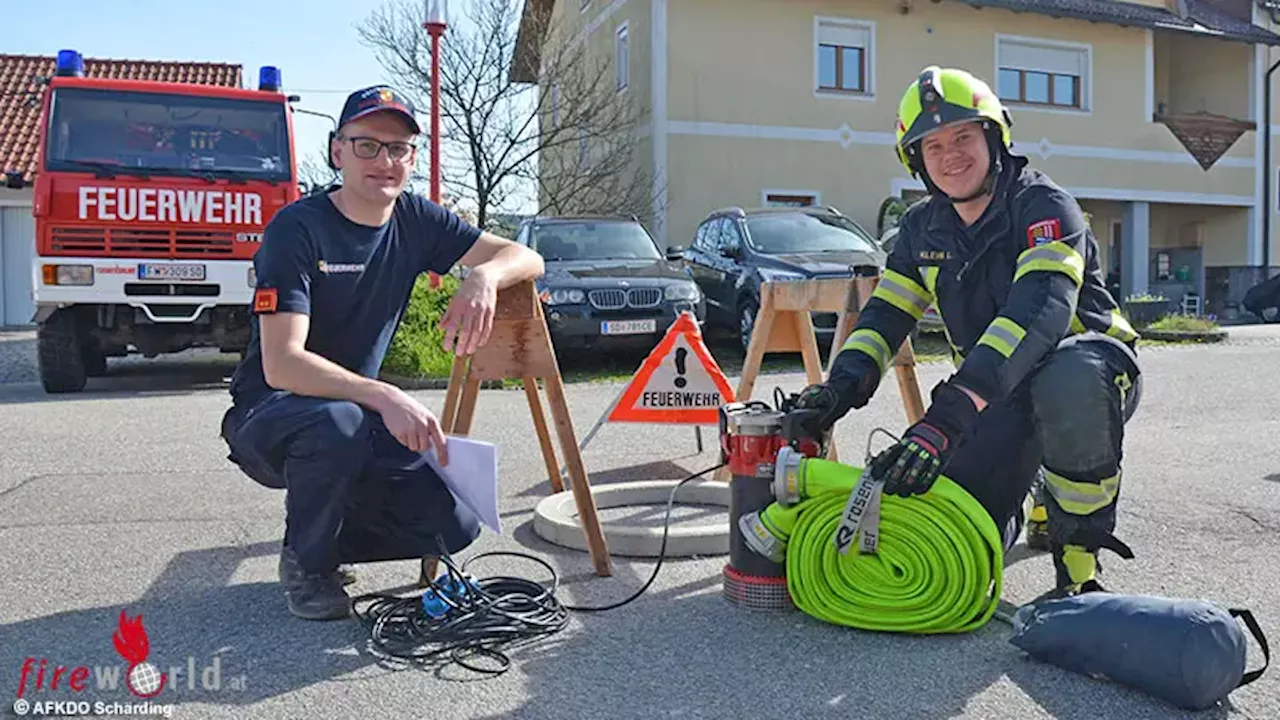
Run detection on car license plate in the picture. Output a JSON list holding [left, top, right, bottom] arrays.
[[601, 319, 656, 335], [137, 263, 206, 281]]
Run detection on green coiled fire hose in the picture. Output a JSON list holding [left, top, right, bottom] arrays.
[[740, 448, 1005, 634]]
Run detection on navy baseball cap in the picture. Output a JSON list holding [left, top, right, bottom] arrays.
[[338, 85, 421, 134]]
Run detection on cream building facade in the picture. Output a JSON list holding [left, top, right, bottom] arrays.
[[514, 0, 1280, 318]]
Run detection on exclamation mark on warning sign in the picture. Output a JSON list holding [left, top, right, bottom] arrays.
[[674, 347, 688, 388]]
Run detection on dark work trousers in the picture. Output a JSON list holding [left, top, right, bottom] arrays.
[[220, 391, 481, 575], [938, 332, 1142, 554]]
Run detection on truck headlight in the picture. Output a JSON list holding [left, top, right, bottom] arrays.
[[665, 282, 700, 301], [42, 264, 93, 286], [540, 288, 585, 305]]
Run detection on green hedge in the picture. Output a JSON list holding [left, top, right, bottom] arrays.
[[381, 273, 461, 378], [1145, 314, 1220, 333]]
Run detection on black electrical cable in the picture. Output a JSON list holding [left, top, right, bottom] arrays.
[[350, 460, 728, 675]]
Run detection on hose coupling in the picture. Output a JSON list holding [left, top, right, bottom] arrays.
[[772, 445, 804, 505], [738, 509, 788, 564]]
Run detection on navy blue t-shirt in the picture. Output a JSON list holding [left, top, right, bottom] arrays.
[[229, 190, 481, 407]]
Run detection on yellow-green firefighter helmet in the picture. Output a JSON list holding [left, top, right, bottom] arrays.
[[895, 66, 1013, 176]]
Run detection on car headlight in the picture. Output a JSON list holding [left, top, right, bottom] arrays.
[[665, 282, 700, 301], [758, 268, 806, 283], [541, 288, 586, 305]]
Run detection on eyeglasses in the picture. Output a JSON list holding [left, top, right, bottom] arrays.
[[340, 136, 416, 163]]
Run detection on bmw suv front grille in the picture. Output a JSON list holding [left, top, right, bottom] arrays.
[[627, 288, 662, 307], [588, 288, 663, 310]]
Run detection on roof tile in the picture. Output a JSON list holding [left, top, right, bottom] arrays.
[[949, 0, 1280, 45], [0, 53, 242, 184]]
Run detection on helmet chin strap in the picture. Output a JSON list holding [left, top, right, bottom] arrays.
[[947, 165, 997, 204]]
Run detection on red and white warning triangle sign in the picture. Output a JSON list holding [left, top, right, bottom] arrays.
[[608, 311, 735, 424]]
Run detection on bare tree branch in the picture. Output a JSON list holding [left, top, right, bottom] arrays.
[[356, 0, 662, 231], [297, 152, 339, 196]]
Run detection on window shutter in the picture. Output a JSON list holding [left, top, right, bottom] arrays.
[[818, 21, 870, 49], [999, 41, 1086, 77]]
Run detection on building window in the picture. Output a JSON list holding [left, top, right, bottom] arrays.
[[763, 191, 820, 208], [995, 35, 1090, 111], [550, 84, 560, 127], [815, 17, 874, 97], [615, 22, 629, 93]]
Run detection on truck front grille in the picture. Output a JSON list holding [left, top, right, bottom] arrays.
[[124, 283, 221, 297], [49, 226, 238, 258]]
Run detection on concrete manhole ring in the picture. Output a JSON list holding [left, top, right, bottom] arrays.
[[533, 479, 730, 558]]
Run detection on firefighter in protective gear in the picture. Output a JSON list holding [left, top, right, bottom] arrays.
[[792, 66, 1143, 599]]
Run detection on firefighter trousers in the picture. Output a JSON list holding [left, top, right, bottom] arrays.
[[220, 391, 481, 575], [939, 332, 1142, 557]]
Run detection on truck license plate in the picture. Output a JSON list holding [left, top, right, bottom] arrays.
[[601, 319, 656, 335], [138, 263, 206, 281]]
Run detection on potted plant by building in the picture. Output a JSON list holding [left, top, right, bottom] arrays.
[[1124, 293, 1171, 327]]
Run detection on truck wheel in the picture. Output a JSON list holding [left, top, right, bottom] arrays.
[[37, 310, 88, 394], [82, 344, 107, 377]]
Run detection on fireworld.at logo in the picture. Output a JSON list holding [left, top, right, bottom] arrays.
[[15, 610, 246, 699]]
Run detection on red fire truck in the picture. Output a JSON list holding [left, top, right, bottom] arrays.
[[30, 49, 300, 393]]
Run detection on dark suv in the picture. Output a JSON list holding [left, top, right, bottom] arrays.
[[680, 205, 885, 349], [515, 215, 706, 350], [1243, 272, 1280, 322]]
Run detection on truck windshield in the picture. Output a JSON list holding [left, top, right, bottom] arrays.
[[43, 87, 291, 182]]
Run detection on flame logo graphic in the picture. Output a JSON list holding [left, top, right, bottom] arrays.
[[112, 610, 167, 698]]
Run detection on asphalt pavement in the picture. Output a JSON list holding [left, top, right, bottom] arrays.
[[0, 327, 1277, 719]]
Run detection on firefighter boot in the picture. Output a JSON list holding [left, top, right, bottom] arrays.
[[1024, 468, 1050, 552], [1043, 543, 1106, 600]]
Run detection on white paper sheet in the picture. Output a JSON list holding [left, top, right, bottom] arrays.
[[412, 436, 502, 535]]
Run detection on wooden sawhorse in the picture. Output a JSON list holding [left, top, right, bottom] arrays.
[[438, 279, 613, 577]]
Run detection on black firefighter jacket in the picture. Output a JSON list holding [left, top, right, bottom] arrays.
[[832, 153, 1140, 407]]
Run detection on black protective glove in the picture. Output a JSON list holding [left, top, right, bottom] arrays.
[[869, 381, 980, 498], [789, 368, 879, 442]]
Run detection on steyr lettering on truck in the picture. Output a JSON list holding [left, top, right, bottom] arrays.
[[78, 186, 263, 225]]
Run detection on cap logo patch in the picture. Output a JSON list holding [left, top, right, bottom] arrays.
[[1026, 218, 1062, 247]]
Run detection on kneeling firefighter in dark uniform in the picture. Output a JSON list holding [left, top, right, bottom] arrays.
[[792, 66, 1143, 598], [218, 85, 545, 621]]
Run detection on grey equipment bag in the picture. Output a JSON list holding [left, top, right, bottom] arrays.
[[1008, 592, 1269, 711]]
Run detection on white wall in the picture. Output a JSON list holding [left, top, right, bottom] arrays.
[[0, 189, 36, 327]]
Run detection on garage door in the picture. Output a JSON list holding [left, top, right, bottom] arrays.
[[1, 206, 36, 327]]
